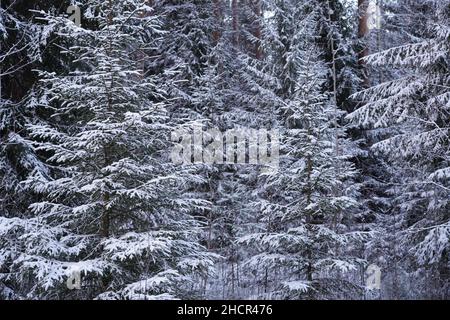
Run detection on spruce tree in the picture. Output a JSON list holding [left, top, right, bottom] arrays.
[[349, 1, 450, 299], [240, 3, 368, 299], [2, 0, 215, 299]]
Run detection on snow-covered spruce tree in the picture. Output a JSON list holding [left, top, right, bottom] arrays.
[[239, 4, 369, 300], [153, 0, 237, 297], [208, 0, 283, 298], [154, 0, 281, 298], [153, 0, 218, 120], [316, 3, 394, 257], [0, 1, 56, 299], [316, 0, 364, 113], [349, 1, 450, 299], [3, 0, 215, 300]]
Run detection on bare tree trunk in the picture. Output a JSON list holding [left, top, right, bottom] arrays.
[[231, 0, 240, 46], [252, 0, 263, 60], [213, 0, 223, 45]]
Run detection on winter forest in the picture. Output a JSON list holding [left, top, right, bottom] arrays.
[[0, 0, 449, 300]]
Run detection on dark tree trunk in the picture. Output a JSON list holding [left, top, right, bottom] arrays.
[[231, 0, 239, 46]]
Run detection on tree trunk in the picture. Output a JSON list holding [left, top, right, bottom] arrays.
[[252, 0, 263, 60], [231, 0, 239, 46], [213, 0, 223, 44]]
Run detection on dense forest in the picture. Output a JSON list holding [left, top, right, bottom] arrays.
[[0, 0, 448, 300]]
